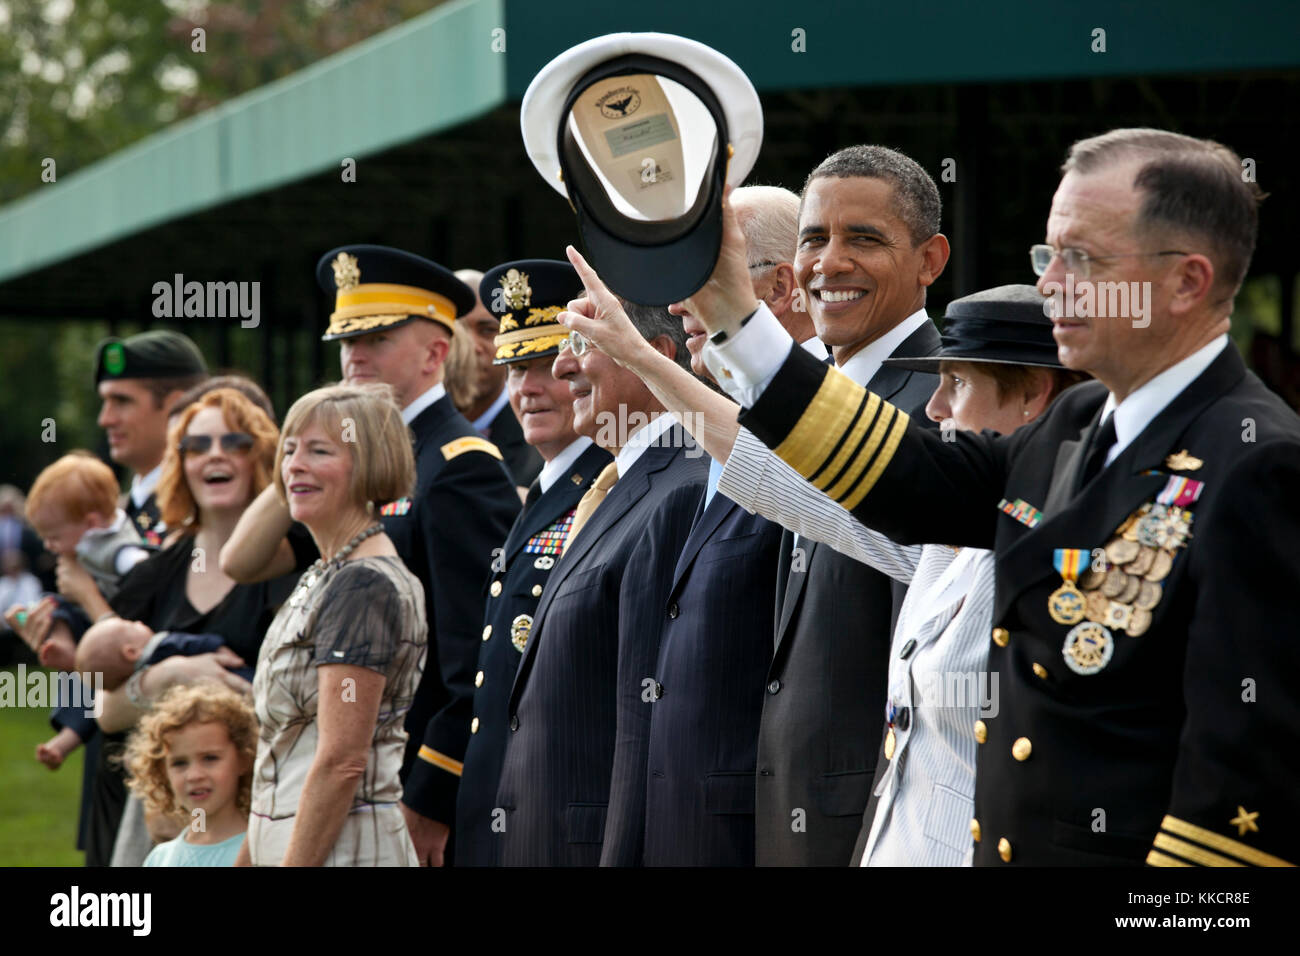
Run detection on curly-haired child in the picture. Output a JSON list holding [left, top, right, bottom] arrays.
[[124, 681, 257, 866]]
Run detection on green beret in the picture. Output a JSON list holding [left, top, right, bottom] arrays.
[[94, 331, 207, 386]]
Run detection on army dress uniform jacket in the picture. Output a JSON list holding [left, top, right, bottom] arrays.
[[455, 441, 612, 866], [495, 425, 708, 865], [738, 336, 1300, 867], [398, 393, 521, 828], [601, 479, 784, 866], [754, 321, 939, 867]]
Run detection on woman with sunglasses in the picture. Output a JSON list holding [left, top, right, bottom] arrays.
[[58, 387, 303, 865]]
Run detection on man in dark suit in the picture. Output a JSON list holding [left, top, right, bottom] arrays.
[[694, 129, 1300, 868], [561, 153, 949, 865], [493, 297, 707, 866], [591, 186, 802, 866], [455, 260, 612, 866], [454, 268, 544, 489], [222, 246, 520, 867]]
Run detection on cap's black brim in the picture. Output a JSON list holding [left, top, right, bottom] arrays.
[[577, 202, 722, 307]]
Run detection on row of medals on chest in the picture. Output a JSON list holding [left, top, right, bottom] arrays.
[[1048, 501, 1193, 675]]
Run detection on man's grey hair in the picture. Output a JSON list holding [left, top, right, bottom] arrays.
[[732, 185, 801, 267], [1062, 128, 1265, 296], [622, 298, 692, 373], [803, 145, 942, 246]]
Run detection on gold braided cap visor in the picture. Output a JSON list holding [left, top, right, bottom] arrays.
[[327, 283, 458, 336]]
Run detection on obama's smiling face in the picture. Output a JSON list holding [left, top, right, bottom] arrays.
[[795, 175, 948, 363]]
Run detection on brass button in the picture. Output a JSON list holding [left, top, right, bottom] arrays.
[[884, 728, 896, 760], [998, 837, 1012, 862], [970, 818, 982, 843], [482, 624, 492, 641], [1012, 737, 1032, 761], [490, 580, 503, 597], [973, 720, 988, 744], [531, 584, 543, 597], [992, 627, 1010, 647], [474, 670, 484, 688], [1032, 662, 1048, 679], [470, 717, 479, 734]]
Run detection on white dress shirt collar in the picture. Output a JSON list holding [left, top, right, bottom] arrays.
[[614, 412, 676, 479], [538, 435, 594, 494], [401, 382, 446, 425], [1100, 335, 1229, 464], [129, 464, 163, 509], [799, 336, 830, 362], [836, 309, 930, 385], [470, 385, 511, 434]]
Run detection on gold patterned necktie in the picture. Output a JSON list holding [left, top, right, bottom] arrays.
[[562, 461, 619, 555]]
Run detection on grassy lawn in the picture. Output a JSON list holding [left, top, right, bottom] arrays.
[[0, 667, 86, 866]]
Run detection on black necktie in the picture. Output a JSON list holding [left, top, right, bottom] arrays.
[[523, 480, 542, 512], [1075, 414, 1117, 492]]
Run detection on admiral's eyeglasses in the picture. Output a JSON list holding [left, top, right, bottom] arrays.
[[1030, 244, 1186, 280]]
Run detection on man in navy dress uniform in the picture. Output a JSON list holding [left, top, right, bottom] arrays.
[[455, 260, 611, 865]]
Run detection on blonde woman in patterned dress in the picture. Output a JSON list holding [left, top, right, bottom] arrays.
[[237, 383, 426, 866]]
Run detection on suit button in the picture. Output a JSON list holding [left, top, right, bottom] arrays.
[[1032, 662, 1049, 680], [758, 768, 771, 776], [482, 625, 492, 642], [667, 602, 680, 619], [896, 706, 911, 731], [1012, 737, 1032, 761], [470, 717, 480, 734], [973, 720, 988, 744], [509, 715, 519, 732], [531, 584, 543, 597], [997, 837, 1013, 862], [475, 670, 484, 688], [992, 627, 1010, 647], [490, 581, 502, 597], [767, 679, 781, 695], [899, 638, 916, 659], [970, 818, 981, 843], [654, 682, 664, 700]]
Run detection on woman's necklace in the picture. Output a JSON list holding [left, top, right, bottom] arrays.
[[289, 523, 384, 608]]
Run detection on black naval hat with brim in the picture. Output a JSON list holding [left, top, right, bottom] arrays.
[[521, 33, 763, 307], [483, 259, 582, 365], [316, 244, 476, 342], [94, 329, 207, 386], [882, 284, 1066, 372]]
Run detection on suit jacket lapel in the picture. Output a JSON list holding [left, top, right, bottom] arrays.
[[865, 321, 941, 401], [774, 535, 815, 656], [669, 491, 737, 593]]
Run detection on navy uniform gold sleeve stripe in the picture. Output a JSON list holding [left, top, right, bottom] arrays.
[[762, 352, 909, 510], [1150, 815, 1295, 867]]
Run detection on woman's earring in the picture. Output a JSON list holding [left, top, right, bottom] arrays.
[[367, 500, 375, 516]]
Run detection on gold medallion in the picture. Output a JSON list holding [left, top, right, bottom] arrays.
[[1128, 546, 1157, 577], [1144, 550, 1174, 582], [1048, 582, 1086, 625], [1127, 606, 1152, 637], [500, 268, 532, 310], [1101, 566, 1128, 598], [1117, 574, 1142, 605], [1103, 600, 1132, 631], [510, 614, 532, 652], [1079, 566, 1107, 591], [1085, 589, 1111, 623], [1062, 621, 1115, 675], [1134, 580, 1162, 611], [1105, 539, 1140, 566], [884, 728, 896, 760]]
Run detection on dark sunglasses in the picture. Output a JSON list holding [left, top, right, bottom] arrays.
[[178, 433, 255, 456]]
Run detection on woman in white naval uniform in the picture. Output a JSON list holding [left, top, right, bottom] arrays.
[[717, 285, 1087, 865]]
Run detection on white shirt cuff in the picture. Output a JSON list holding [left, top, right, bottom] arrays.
[[701, 302, 795, 407]]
